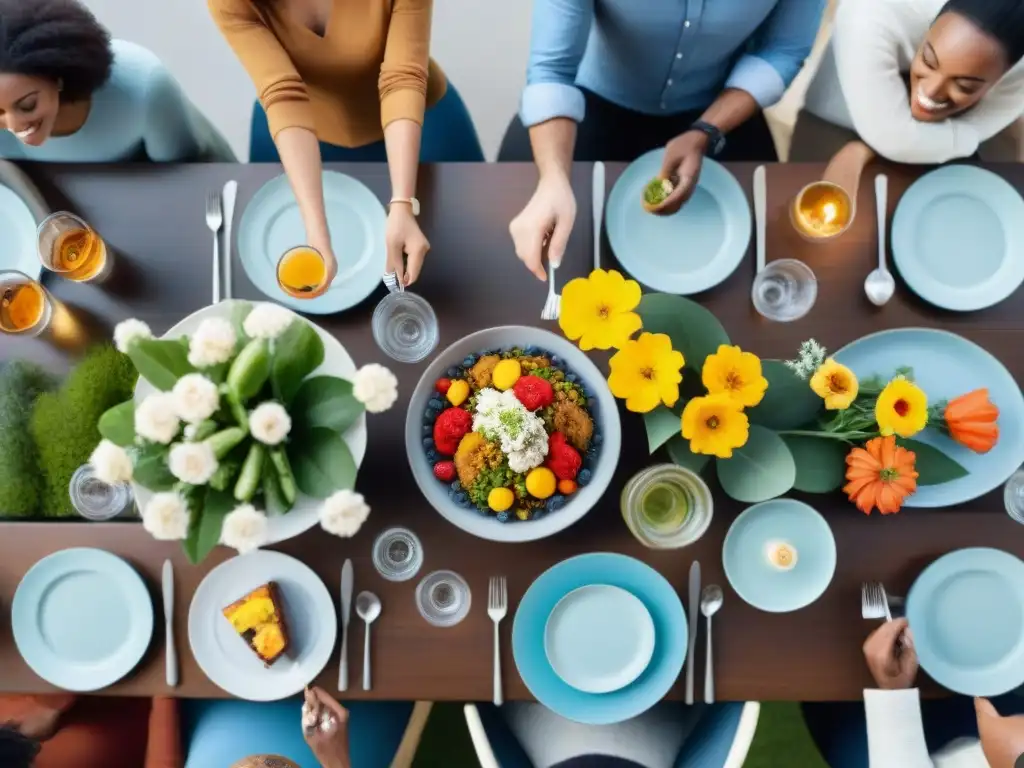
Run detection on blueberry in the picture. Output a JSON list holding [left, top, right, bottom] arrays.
[[588, 397, 598, 410], [422, 424, 432, 436], [545, 495, 567, 513], [566, 373, 578, 383], [496, 510, 510, 522], [428, 397, 445, 411], [426, 449, 439, 463], [450, 480, 463, 493], [533, 507, 547, 518], [455, 492, 470, 507], [587, 446, 600, 460], [446, 366, 460, 378], [524, 345, 540, 356], [577, 468, 593, 487], [424, 408, 439, 421], [593, 432, 603, 446], [462, 354, 478, 368], [447, 486, 457, 500]]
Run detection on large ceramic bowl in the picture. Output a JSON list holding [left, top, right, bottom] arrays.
[[133, 301, 368, 545], [405, 326, 621, 542]]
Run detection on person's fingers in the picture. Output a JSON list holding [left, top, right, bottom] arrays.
[[385, 239, 405, 282], [869, 618, 910, 649], [976, 697, 999, 720], [312, 687, 350, 722], [403, 237, 430, 286], [511, 220, 549, 281], [546, 212, 573, 268], [656, 153, 703, 215], [659, 147, 681, 181]]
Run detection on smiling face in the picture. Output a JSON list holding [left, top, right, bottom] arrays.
[[909, 11, 1009, 122], [0, 72, 61, 146]]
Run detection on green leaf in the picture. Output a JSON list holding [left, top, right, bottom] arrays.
[[291, 376, 365, 435], [183, 487, 233, 565], [637, 293, 730, 372], [644, 406, 682, 453], [98, 400, 136, 447], [716, 424, 796, 503], [289, 427, 357, 499], [131, 445, 176, 491], [749, 361, 823, 431], [898, 438, 969, 486], [229, 301, 253, 353], [271, 321, 325, 406], [128, 338, 194, 391], [666, 434, 711, 474], [782, 435, 848, 493], [262, 454, 294, 515]]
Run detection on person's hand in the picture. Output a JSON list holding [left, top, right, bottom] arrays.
[[302, 687, 351, 768], [509, 173, 576, 281], [303, 234, 338, 299], [385, 204, 430, 287], [976, 697, 1024, 768], [863, 618, 918, 690], [653, 130, 709, 215]]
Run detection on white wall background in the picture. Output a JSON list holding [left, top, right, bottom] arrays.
[[80, 0, 531, 161]]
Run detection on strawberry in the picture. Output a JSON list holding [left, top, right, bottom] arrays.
[[435, 378, 452, 395], [433, 460, 457, 483]]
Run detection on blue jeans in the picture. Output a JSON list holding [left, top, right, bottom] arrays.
[[249, 84, 485, 163]]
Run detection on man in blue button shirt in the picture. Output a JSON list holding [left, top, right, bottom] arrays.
[[504, 0, 826, 280]]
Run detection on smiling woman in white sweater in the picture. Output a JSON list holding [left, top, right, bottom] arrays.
[[791, 0, 1024, 163]]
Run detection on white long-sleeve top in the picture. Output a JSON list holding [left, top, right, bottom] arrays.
[[802, 0, 1024, 164], [866, 689, 987, 767]]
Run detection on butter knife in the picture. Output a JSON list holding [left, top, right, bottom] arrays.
[[222, 180, 238, 300], [753, 166, 767, 274], [162, 559, 177, 687], [592, 161, 605, 271], [338, 559, 354, 691], [685, 561, 700, 705]]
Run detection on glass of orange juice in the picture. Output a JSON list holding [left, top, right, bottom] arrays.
[[277, 245, 328, 298], [0, 270, 53, 336], [37, 211, 111, 283]]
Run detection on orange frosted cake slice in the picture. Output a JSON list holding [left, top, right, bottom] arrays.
[[222, 582, 290, 666]]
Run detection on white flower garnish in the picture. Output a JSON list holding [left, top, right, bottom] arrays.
[[142, 492, 190, 540], [89, 439, 134, 485], [249, 401, 292, 445], [352, 364, 398, 414], [243, 303, 295, 340], [473, 387, 549, 472], [784, 338, 828, 380], [135, 393, 181, 445], [113, 318, 152, 353], [168, 441, 218, 485], [220, 504, 269, 554], [320, 489, 371, 538], [188, 317, 237, 368], [172, 373, 220, 424]]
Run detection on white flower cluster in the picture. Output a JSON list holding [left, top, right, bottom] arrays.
[[320, 489, 370, 538], [188, 317, 237, 368], [220, 504, 269, 554], [172, 374, 220, 423], [168, 441, 218, 485], [352, 364, 398, 413], [135, 392, 181, 444], [784, 339, 827, 380], [142, 492, 190, 540], [472, 388, 549, 473], [89, 440, 133, 485], [243, 303, 294, 340], [250, 402, 292, 445], [113, 319, 152, 353]]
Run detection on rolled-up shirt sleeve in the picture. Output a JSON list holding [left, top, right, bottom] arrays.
[[379, 0, 432, 129], [726, 0, 826, 108], [520, 0, 594, 127]]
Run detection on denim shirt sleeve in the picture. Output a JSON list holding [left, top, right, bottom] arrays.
[[520, 0, 595, 127], [725, 0, 826, 108]]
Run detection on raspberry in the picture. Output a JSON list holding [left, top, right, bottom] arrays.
[[432, 407, 473, 455], [545, 432, 582, 481], [512, 375, 554, 411], [435, 378, 452, 395], [433, 461, 457, 483]]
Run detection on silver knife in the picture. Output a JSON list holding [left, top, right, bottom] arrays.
[[685, 561, 700, 705], [338, 559, 354, 691], [162, 559, 177, 687], [753, 166, 767, 274], [222, 180, 238, 300], [592, 161, 605, 271]]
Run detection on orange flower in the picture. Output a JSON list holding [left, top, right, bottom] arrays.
[[944, 388, 999, 454], [843, 435, 918, 515]]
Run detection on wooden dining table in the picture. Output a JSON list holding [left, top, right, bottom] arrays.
[[2, 159, 1024, 704]]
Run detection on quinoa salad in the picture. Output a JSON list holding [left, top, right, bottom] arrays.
[[421, 346, 602, 522]]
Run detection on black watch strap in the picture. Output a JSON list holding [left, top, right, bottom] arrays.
[[690, 120, 726, 157]]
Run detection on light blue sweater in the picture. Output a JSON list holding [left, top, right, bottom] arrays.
[[0, 40, 234, 162]]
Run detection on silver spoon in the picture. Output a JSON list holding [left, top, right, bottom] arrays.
[[865, 174, 896, 306], [355, 591, 381, 691], [700, 585, 724, 704]]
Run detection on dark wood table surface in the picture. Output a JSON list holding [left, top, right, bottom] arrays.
[[3, 160, 1024, 703]]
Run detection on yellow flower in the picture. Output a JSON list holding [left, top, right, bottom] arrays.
[[608, 333, 685, 413], [681, 394, 750, 458], [701, 345, 768, 408], [810, 359, 859, 410], [559, 269, 642, 351], [875, 376, 928, 438]]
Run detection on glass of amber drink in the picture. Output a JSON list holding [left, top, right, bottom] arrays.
[[0, 271, 53, 336], [277, 245, 328, 298], [37, 211, 111, 283]]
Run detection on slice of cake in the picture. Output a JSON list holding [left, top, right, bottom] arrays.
[[222, 582, 290, 666]]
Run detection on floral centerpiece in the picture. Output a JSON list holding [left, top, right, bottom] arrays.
[[90, 302, 397, 562]]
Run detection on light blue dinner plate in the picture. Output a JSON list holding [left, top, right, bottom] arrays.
[[12, 548, 154, 691], [0, 184, 40, 278], [892, 165, 1024, 311], [237, 171, 387, 315], [834, 328, 1024, 507], [606, 150, 751, 295], [513, 553, 687, 725], [907, 548, 1024, 696], [723, 499, 836, 613]]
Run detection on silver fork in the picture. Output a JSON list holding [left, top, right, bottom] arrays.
[[205, 191, 224, 304], [488, 576, 508, 707], [541, 258, 561, 321], [862, 581, 893, 621]]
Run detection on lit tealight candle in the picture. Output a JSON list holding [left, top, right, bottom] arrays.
[[764, 540, 798, 571], [791, 181, 854, 241]]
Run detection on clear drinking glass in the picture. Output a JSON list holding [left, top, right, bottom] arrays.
[[621, 464, 714, 549], [372, 279, 439, 363], [416, 570, 471, 627], [0, 270, 53, 337], [372, 527, 424, 582], [37, 211, 111, 283], [751, 259, 818, 322], [69, 464, 134, 521], [1004, 469, 1024, 524]]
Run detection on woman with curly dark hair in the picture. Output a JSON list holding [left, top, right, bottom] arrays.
[[0, 0, 233, 161]]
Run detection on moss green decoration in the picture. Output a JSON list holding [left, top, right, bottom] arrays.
[[0, 361, 57, 517]]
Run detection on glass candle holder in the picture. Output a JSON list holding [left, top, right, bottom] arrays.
[[0, 270, 54, 337], [37, 211, 112, 283], [620, 464, 713, 549], [791, 181, 855, 241]]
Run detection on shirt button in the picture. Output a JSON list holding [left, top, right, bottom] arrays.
[[684, 20, 691, 27], [676, 53, 683, 60]]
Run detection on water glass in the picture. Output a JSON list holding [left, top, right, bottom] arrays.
[[372, 280, 439, 363], [751, 259, 817, 322], [372, 527, 424, 582], [0, 270, 53, 337], [1004, 469, 1024, 524], [621, 464, 713, 549], [37, 211, 111, 283], [416, 570, 471, 627], [69, 464, 134, 521]]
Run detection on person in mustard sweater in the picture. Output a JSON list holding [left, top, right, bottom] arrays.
[[208, 0, 484, 291]]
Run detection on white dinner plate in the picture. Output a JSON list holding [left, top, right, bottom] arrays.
[[188, 550, 337, 701]]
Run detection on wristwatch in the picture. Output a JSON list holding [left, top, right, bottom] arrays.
[[689, 120, 726, 157], [388, 197, 420, 216]]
